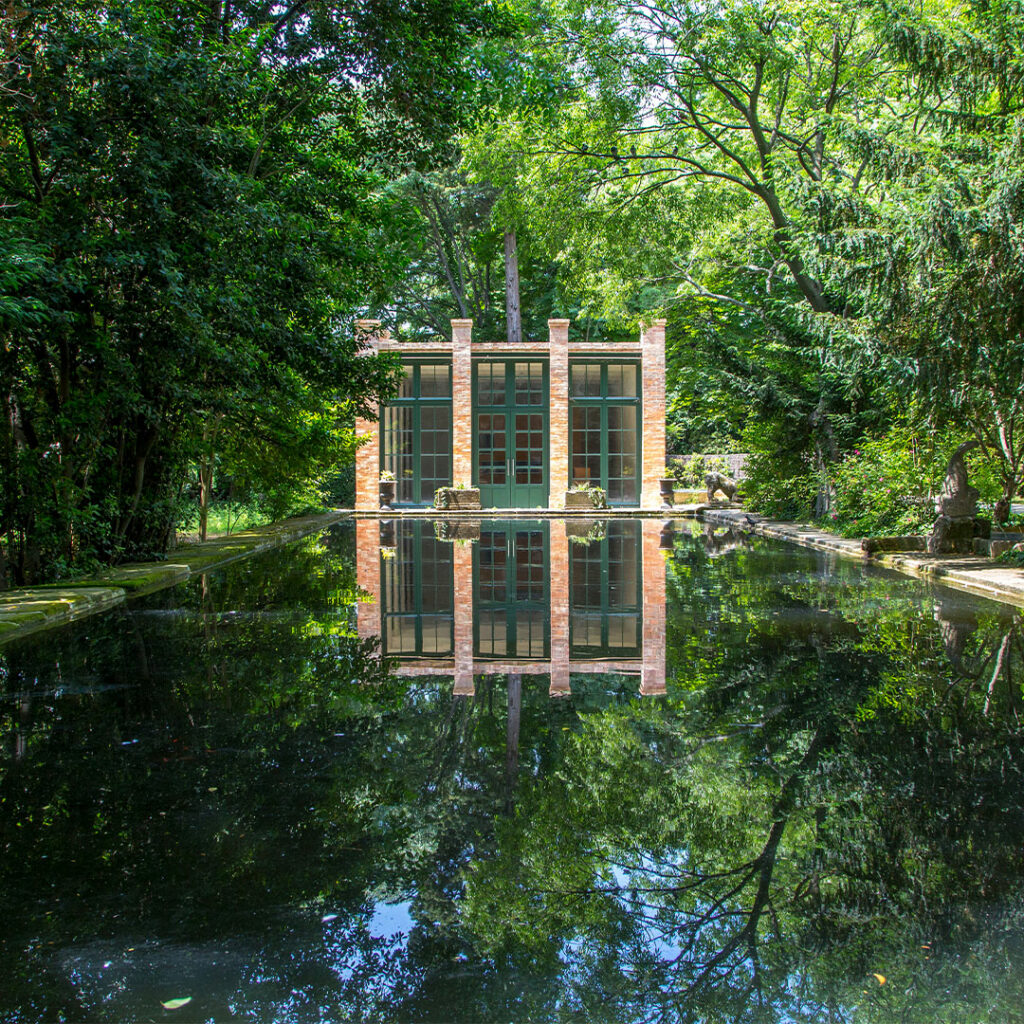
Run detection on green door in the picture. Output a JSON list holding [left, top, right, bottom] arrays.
[[474, 521, 549, 659], [475, 362, 547, 508]]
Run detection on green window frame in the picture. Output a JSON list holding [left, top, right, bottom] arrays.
[[381, 520, 454, 657], [473, 521, 550, 659], [380, 362, 452, 506], [569, 361, 641, 506], [472, 360, 548, 509], [569, 521, 642, 658]]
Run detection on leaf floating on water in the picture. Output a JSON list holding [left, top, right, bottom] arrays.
[[871, 973, 886, 985], [161, 997, 193, 1010]]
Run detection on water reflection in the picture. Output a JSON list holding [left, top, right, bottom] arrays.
[[2, 520, 1024, 1022], [356, 517, 669, 696]]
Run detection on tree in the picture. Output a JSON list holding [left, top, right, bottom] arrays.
[[0, 0, 511, 583], [810, 0, 1024, 515]]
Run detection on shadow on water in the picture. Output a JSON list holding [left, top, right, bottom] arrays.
[[1, 518, 1024, 1022]]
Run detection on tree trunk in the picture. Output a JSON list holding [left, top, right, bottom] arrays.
[[504, 230, 522, 344], [504, 672, 521, 814], [199, 458, 213, 542]]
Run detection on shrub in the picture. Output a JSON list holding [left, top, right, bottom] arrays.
[[828, 428, 1001, 538]]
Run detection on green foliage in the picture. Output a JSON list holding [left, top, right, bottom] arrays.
[[568, 483, 609, 508], [670, 454, 729, 488], [827, 427, 1002, 537], [0, 0, 509, 586]]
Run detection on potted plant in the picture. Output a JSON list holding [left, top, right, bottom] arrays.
[[659, 468, 677, 508], [566, 519, 608, 544], [434, 482, 482, 510], [434, 521, 481, 542], [379, 469, 396, 510], [565, 483, 609, 510]]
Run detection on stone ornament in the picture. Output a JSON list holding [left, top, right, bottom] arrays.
[[705, 472, 738, 502], [927, 441, 981, 555]]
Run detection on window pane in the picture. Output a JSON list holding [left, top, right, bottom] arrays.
[[419, 405, 451, 502], [607, 363, 638, 398], [396, 365, 414, 398], [571, 406, 601, 484], [570, 363, 601, 397], [607, 405, 638, 503], [419, 363, 451, 397], [382, 406, 415, 502], [477, 363, 506, 406], [381, 523, 453, 657], [515, 362, 544, 406]]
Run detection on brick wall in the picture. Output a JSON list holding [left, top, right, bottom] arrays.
[[355, 518, 381, 640], [640, 320, 667, 509], [354, 320, 384, 510], [548, 320, 570, 510], [451, 319, 474, 488], [453, 538, 474, 695], [355, 316, 667, 511], [640, 519, 667, 695], [549, 519, 570, 694]]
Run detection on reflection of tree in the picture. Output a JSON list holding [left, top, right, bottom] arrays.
[[932, 595, 1022, 721], [0, 528, 604, 1020], [4, 524, 1024, 1021], [464, 532, 1024, 1022]]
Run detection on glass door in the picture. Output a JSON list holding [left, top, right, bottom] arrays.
[[474, 522, 549, 659], [569, 362, 640, 505], [569, 520, 642, 658], [381, 521, 454, 658], [475, 362, 547, 508]]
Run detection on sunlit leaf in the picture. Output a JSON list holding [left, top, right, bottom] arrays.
[[161, 997, 193, 1010]]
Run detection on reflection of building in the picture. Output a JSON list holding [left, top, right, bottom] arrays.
[[356, 519, 667, 696], [354, 319, 666, 510]]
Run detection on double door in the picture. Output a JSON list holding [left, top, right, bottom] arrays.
[[475, 361, 547, 508], [474, 523, 549, 659]]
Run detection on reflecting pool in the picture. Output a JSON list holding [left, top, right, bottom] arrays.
[[2, 517, 1024, 1022]]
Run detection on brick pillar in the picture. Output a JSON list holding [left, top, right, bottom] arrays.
[[549, 519, 570, 696], [451, 319, 473, 488], [640, 319, 667, 509], [354, 319, 383, 511], [453, 539, 475, 696], [640, 519, 667, 696], [548, 319, 570, 510], [356, 518, 381, 641]]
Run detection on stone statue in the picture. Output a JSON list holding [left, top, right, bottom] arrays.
[[935, 440, 980, 517], [927, 441, 981, 555], [705, 472, 738, 503], [702, 523, 749, 557]]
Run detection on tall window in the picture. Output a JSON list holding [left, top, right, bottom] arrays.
[[569, 521, 642, 657], [569, 362, 640, 504], [382, 521, 454, 657], [381, 363, 452, 505]]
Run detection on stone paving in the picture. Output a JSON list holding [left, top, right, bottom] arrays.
[[0, 511, 348, 647], [704, 508, 1024, 610]]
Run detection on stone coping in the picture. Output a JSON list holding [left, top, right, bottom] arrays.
[[352, 507, 698, 518], [703, 509, 1024, 611], [0, 511, 349, 648]]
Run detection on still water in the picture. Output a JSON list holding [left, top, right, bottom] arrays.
[[2, 517, 1023, 1023]]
